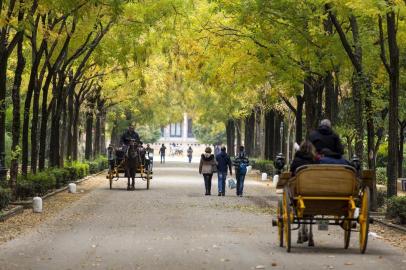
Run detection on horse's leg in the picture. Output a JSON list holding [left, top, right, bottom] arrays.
[[131, 169, 135, 190], [127, 171, 131, 190]]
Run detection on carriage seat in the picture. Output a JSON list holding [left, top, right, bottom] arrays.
[[289, 165, 358, 197]]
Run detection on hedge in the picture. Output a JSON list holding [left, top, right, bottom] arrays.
[[387, 196, 406, 224], [0, 187, 11, 211], [376, 167, 387, 185], [251, 159, 274, 175], [15, 158, 107, 200]]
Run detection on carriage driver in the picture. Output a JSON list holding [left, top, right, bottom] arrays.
[[120, 125, 140, 149]]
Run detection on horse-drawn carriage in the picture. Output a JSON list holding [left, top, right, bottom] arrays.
[[107, 143, 153, 190], [272, 161, 374, 253]]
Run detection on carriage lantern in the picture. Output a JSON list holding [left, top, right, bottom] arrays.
[[274, 153, 285, 174], [351, 155, 361, 172]]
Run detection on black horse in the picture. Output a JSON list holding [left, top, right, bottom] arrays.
[[124, 142, 146, 190]]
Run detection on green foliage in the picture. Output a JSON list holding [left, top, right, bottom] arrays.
[[376, 142, 388, 167], [16, 172, 56, 198], [137, 125, 161, 144], [0, 187, 11, 211], [64, 162, 90, 180], [47, 168, 72, 188], [86, 156, 108, 174], [387, 196, 406, 224], [193, 121, 226, 145], [376, 167, 387, 185], [251, 159, 274, 175]]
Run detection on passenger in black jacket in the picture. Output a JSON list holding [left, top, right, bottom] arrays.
[[309, 119, 344, 157], [290, 141, 318, 175]]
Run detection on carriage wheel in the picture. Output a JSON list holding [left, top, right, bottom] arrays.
[[359, 187, 370, 254], [277, 198, 284, 247], [146, 171, 150, 190], [283, 187, 292, 252], [343, 220, 351, 249]]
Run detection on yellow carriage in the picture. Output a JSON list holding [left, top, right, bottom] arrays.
[[273, 164, 372, 253]]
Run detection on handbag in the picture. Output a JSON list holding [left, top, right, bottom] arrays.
[[228, 178, 236, 189]]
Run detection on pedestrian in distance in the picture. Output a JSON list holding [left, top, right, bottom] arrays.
[[159, 144, 166, 164], [187, 146, 193, 163], [199, 147, 217, 196], [215, 146, 232, 196], [233, 146, 249, 197]]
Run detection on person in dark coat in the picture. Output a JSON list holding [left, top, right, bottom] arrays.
[[233, 146, 249, 197], [120, 125, 140, 146], [290, 141, 318, 175], [319, 148, 351, 166], [216, 146, 232, 196], [309, 119, 344, 157], [159, 144, 166, 164]]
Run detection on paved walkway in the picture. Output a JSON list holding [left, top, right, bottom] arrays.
[[0, 162, 405, 269]]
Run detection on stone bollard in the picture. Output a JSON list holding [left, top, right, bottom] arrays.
[[68, 183, 77, 193], [33, 197, 43, 213], [261, 173, 268, 181], [273, 174, 279, 187]]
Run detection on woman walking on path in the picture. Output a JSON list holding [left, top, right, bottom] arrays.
[[199, 147, 217, 195], [233, 146, 249, 197]]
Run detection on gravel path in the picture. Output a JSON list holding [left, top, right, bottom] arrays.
[[0, 162, 405, 270]]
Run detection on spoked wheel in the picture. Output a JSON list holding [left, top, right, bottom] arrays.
[[359, 187, 370, 254], [277, 198, 284, 247], [283, 187, 292, 252], [343, 219, 352, 249]]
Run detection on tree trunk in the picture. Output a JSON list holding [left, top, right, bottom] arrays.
[[72, 99, 81, 161], [296, 95, 304, 144], [398, 122, 406, 178], [10, 38, 25, 188], [49, 72, 66, 167], [59, 97, 68, 167], [66, 89, 74, 161], [386, 10, 399, 198], [235, 119, 242, 152], [30, 85, 41, 173], [274, 112, 282, 155], [93, 112, 101, 157], [85, 111, 93, 160], [100, 111, 106, 155], [0, 51, 8, 181], [351, 73, 364, 160], [264, 110, 275, 160], [244, 111, 255, 157], [38, 73, 53, 170], [254, 108, 263, 158], [226, 119, 235, 157], [324, 71, 334, 122]]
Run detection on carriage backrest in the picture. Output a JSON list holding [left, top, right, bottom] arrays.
[[292, 165, 358, 196]]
